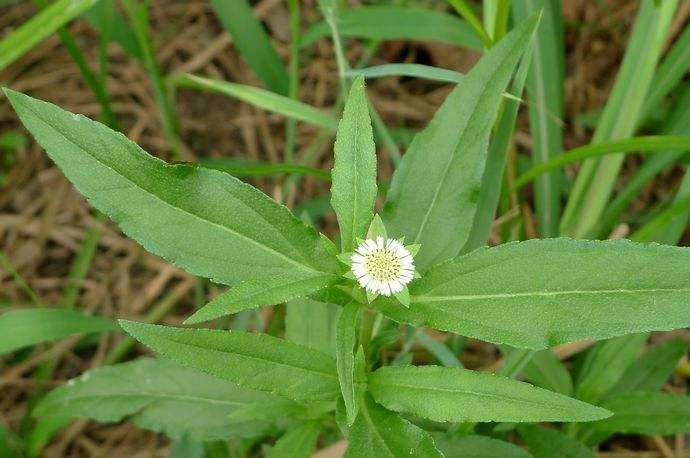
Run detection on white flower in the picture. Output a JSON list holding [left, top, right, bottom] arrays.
[[351, 236, 415, 297]]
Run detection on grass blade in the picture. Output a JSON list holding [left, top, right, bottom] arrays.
[[346, 64, 463, 83], [210, 0, 289, 95], [0, 0, 98, 71], [512, 0, 564, 237], [198, 158, 330, 181], [560, 0, 679, 238], [301, 6, 482, 51], [513, 135, 690, 190], [170, 73, 338, 131]]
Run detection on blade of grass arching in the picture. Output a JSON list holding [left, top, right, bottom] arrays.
[[630, 190, 690, 244], [369, 102, 402, 166], [560, 0, 679, 238], [512, 0, 564, 237], [32, 0, 119, 131], [121, 0, 182, 160], [346, 64, 464, 83], [0, 0, 99, 71], [59, 216, 105, 309], [169, 73, 339, 131], [483, 0, 511, 43], [512, 136, 690, 190], [301, 6, 482, 51], [596, 84, 690, 237], [640, 24, 690, 122], [198, 158, 330, 181], [210, 0, 289, 95], [462, 41, 534, 253], [446, 0, 493, 48]]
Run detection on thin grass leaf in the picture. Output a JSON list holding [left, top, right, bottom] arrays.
[[331, 76, 377, 252], [613, 339, 690, 394], [383, 15, 539, 271], [346, 64, 463, 83], [513, 135, 690, 190], [119, 321, 339, 402], [170, 74, 338, 131], [84, 0, 142, 60], [301, 6, 482, 50], [0, 308, 115, 355], [267, 422, 320, 458], [198, 158, 330, 181], [561, 0, 679, 238], [0, 0, 99, 71], [638, 166, 690, 244], [368, 365, 610, 423], [523, 350, 573, 396], [372, 238, 690, 349], [4, 89, 338, 286], [416, 331, 462, 367], [446, 0, 493, 47], [210, 0, 289, 95], [512, 0, 564, 237]]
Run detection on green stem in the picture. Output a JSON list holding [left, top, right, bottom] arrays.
[[0, 250, 42, 306]]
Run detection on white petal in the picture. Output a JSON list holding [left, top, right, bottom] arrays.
[[351, 254, 365, 264], [381, 282, 392, 296], [376, 236, 385, 249]]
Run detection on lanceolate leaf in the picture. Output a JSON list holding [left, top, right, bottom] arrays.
[[0, 308, 116, 355], [301, 6, 481, 50], [34, 359, 278, 440], [119, 321, 339, 402], [345, 394, 442, 458], [613, 339, 690, 394], [432, 434, 529, 458], [331, 76, 377, 252], [4, 89, 338, 286], [575, 333, 648, 404], [372, 239, 690, 349], [336, 302, 361, 425], [523, 349, 573, 396], [382, 15, 539, 271], [266, 422, 321, 458], [591, 392, 690, 435], [518, 424, 595, 458], [368, 366, 610, 423], [185, 274, 339, 324]]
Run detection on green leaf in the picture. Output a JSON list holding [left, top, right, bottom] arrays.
[[266, 422, 320, 458], [119, 321, 339, 402], [523, 349, 573, 396], [382, 15, 539, 270], [84, 0, 142, 60], [591, 392, 690, 435], [185, 274, 339, 324], [301, 6, 482, 50], [285, 297, 339, 355], [0, 0, 99, 71], [512, 0, 565, 237], [198, 158, 331, 181], [228, 399, 332, 424], [336, 302, 361, 426], [372, 238, 690, 349], [346, 64, 463, 84], [463, 34, 534, 253], [613, 339, 690, 394], [561, 0, 679, 238], [34, 358, 277, 440], [331, 76, 377, 252], [3, 89, 338, 286], [170, 74, 338, 131], [368, 365, 610, 423], [0, 308, 116, 355], [575, 333, 648, 404], [345, 394, 442, 458], [210, 0, 289, 95], [518, 424, 595, 458], [513, 135, 690, 190], [432, 434, 529, 458]]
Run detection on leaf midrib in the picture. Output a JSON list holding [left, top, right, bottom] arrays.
[[413, 286, 690, 302], [19, 97, 317, 276]]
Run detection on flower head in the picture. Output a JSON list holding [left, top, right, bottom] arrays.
[[351, 236, 415, 297]]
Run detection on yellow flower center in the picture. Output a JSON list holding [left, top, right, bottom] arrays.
[[364, 248, 403, 282]]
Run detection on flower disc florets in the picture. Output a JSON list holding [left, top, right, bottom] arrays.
[[351, 236, 415, 296]]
